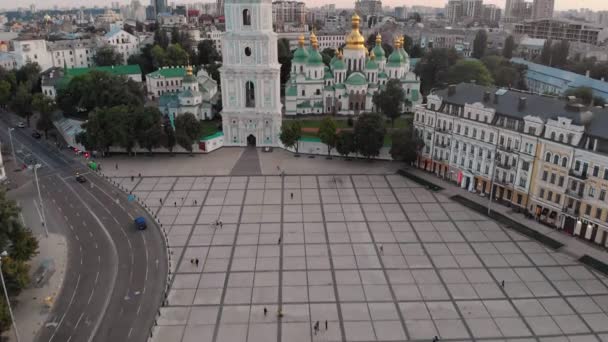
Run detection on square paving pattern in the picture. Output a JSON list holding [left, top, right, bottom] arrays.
[[130, 174, 608, 342]]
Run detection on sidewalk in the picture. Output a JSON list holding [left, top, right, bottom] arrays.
[[405, 167, 608, 266]]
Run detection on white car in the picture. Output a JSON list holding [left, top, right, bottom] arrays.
[[17, 122, 25, 128]]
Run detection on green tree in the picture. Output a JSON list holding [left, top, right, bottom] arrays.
[[150, 45, 168, 68], [472, 30, 488, 59], [137, 107, 163, 154], [481, 55, 526, 88], [414, 48, 460, 94], [354, 113, 385, 159], [318, 117, 338, 157], [166, 44, 189, 66], [32, 93, 56, 138], [279, 120, 302, 154], [278, 38, 292, 88], [127, 44, 155, 75], [446, 59, 494, 86], [409, 45, 424, 58], [503, 35, 516, 59], [11, 83, 33, 126], [321, 48, 335, 59], [389, 126, 424, 164], [336, 131, 355, 158], [15, 62, 41, 92], [540, 39, 553, 66], [373, 79, 404, 127], [93, 46, 124, 66], [204, 62, 221, 86], [565, 87, 594, 105], [175, 113, 200, 154], [197, 40, 221, 65], [0, 80, 10, 108], [154, 26, 170, 49], [551, 40, 570, 68]]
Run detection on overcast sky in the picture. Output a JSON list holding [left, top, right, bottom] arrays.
[[6, 0, 608, 12]]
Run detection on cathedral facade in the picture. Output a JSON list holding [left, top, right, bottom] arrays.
[[219, 0, 282, 147], [284, 13, 422, 116]]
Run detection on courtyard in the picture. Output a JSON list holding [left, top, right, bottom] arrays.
[[107, 155, 608, 341]]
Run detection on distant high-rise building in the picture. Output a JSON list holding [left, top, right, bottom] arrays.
[[482, 4, 501, 23], [532, 0, 554, 19], [152, 0, 167, 16], [30, 4, 36, 13], [446, 0, 463, 24], [355, 0, 382, 16], [504, 0, 531, 22], [394, 6, 407, 20], [272, 1, 306, 26], [462, 0, 482, 19]]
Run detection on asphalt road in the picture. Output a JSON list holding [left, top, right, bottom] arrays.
[[0, 117, 168, 342]]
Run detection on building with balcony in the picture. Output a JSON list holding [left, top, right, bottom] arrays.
[[48, 39, 96, 69], [414, 82, 608, 246], [514, 19, 608, 46], [101, 28, 140, 63]]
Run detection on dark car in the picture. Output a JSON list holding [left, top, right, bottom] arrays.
[[31, 131, 42, 139], [134, 217, 147, 230], [75, 174, 86, 183]]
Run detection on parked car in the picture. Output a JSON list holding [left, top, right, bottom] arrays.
[[31, 131, 42, 139], [17, 122, 25, 128], [75, 173, 86, 183]]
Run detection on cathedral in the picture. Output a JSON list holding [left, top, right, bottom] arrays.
[[284, 13, 422, 116], [219, 0, 283, 147]]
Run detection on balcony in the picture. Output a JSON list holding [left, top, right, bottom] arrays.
[[497, 145, 513, 153], [565, 188, 584, 199], [563, 207, 580, 216], [496, 162, 512, 170], [569, 170, 588, 180]]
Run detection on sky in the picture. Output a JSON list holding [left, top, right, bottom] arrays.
[[7, 0, 608, 12]]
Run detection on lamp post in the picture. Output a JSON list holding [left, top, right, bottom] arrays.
[[33, 164, 48, 238], [0, 251, 20, 342], [8, 128, 16, 165]]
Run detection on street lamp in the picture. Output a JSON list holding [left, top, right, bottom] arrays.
[[33, 164, 48, 238], [0, 251, 20, 342], [7, 128, 16, 166]]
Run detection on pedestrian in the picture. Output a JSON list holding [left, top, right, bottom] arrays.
[[432, 336, 438, 342], [131, 175, 134, 182], [195, 258, 199, 267], [379, 245, 384, 254], [314, 321, 319, 335], [290, 192, 293, 199], [264, 307, 268, 316], [195, 200, 198, 205], [277, 309, 283, 318], [174, 201, 177, 207], [278, 237, 281, 244], [115, 163, 118, 170], [219, 221, 223, 228], [190, 259, 194, 264], [138, 173, 141, 178], [159, 198, 163, 204], [501, 280, 505, 288], [325, 320, 328, 330]]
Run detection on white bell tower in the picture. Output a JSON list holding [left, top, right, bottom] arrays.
[[220, 0, 282, 147]]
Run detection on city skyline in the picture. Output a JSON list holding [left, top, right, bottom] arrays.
[[3, 0, 608, 12]]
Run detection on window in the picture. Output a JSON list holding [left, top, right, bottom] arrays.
[[593, 166, 600, 177], [243, 9, 251, 25], [604, 168, 608, 180], [600, 190, 606, 201], [522, 161, 530, 171], [562, 157, 568, 168], [589, 187, 596, 197], [585, 205, 592, 216], [519, 178, 526, 187], [575, 160, 581, 171], [301, 89, 305, 96], [559, 133, 564, 142], [550, 173, 556, 184], [558, 176, 564, 187], [481, 131, 485, 140], [489, 132, 494, 142], [596, 208, 603, 219], [245, 47, 251, 56], [539, 188, 545, 198], [547, 191, 553, 201], [528, 127, 536, 135], [542, 171, 548, 181], [545, 152, 551, 162], [553, 155, 559, 165], [555, 194, 561, 204], [464, 127, 469, 135], [551, 132, 555, 140], [473, 128, 477, 138], [245, 81, 255, 107]]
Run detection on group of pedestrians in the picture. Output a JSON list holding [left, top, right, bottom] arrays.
[[213, 219, 223, 229]]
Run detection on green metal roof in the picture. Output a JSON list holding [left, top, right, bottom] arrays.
[[159, 94, 179, 107], [307, 49, 324, 65], [387, 50, 403, 64], [324, 71, 334, 80], [386, 61, 401, 68], [372, 44, 385, 58], [324, 85, 334, 91], [332, 59, 346, 70], [179, 89, 195, 98], [365, 59, 378, 70], [147, 67, 186, 79], [286, 86, 297, 96], [334, 83, 346, 89], [297, 100, 311, 108], [345, 72, 367, 86], [378, 71, 388, 78], [293, 47, 309, 63], [66, 64, 142, 77], [410, 89, 420, 102], [200, 131, 224, 141]]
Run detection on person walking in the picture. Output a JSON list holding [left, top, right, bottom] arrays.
[[325, 320, 328, 330], [195, 258, 199, 267], [264, 307, 268, 316], [290, 193, 293, 199]]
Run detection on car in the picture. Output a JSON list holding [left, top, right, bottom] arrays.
[[75, 174, 86, 183], [17, 122, 25, 128], [134, 217, 147, 230], [31, 131, 41, 139]]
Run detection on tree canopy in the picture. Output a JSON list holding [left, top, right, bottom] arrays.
[[565, 87, 594, 106], [481, 55, 528, 89], [472, 30, 488, 59], [336, 131, 355, 158], [389, 122, 424, 164], [32, 93, 56, 138], [446, 59, 494, 86], [503, 36, 516, 59], [414, 48, 460, 94], [373, 79, 405, 127], [279, 120, 302, 154], [175, 113, 201, 154], [93, 45, 124, 66], [197, 40, 221, 65], [354, 113, 385, 159], [318, 117, 338, 157]]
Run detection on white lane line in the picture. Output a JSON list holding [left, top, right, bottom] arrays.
[[63, 215, 68, 221], [66, 336, 72, 342], [74, 312, 85, 329], [95, 271, 99, 284], [94, 243, 98, 249], [128, 327, 133, 338], [142, 234, 149, 283], [136, 304, 141, 316], [89, 232, 92, 237], [70, 225, 74, 231], [75, 235, 79, 241], [52, 198, 56, 204], [87, 289, 95, 304], [49, 274, 80, 342], [34, 200, 44, 222]]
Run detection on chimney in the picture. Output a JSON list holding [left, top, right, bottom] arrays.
[[483, 91, 490, 102], [448, 85, 456, 96], [518, 97, 527, 110]]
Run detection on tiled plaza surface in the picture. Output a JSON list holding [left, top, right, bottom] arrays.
[[117, 174, 608, 342]]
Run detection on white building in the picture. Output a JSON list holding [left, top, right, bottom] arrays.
[[204, 28, 223, 53], [157, 13, 187, 27], [146, 66, 186, 100], [11, 39, 53, 70], [102, 28, 139, 63], [220, 0, 282, 147], [0, 52, 17, 70], [158, 66, 218, 121], [48, 39, 96, 69]]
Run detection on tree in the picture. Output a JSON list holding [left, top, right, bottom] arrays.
[[472, 30, 488, 59], [204, 62, 221, 86], [127, 44, 155, 75], [15, 62, 40, 92], [353, 113, 385, 159], [11, 83, 33, 126], [503, 35, 516, 59], [540, 39, 553, 66], [197, 40, 221, 65], [336, 131, 355, 158], [279, 120, 302, 154], [415, 48, 460, 94], [318, 117, 338, 157], [166, 44, 189, 66], [409, 45, 424, 58], [390, 126, 424, 164], [481, 55, 527, 88], [278, 38, 292, 88], [373, 79, 405, 127], [175, 113, 200, 154], [93, 46, 123, 66], [551, 40, 570, 68], [137, 107, 163, 154], [565, 87, 594, 105], [0, 80, 10, 108], [32, 93, 56, 139], [150, 44, 168, 69], [154, 26, 170, 49], [163, 120, 177, 154], [446, 59, 494, 86]]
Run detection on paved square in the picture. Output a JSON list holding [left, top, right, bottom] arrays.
[[132, 174, 608, 342]]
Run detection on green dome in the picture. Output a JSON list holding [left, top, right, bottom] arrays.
[[345, 72, 367, 86], [332, 58, 346, 70], [372, 44, 385, 58], [365, 59, 378, 69], [307, 49, 324, 65], [293, 47, 309, 63], [387, 50, 404, 64], [399, 47, 409, 61], [330, 55, 337, 65]]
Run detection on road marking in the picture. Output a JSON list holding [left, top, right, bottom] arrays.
[[95, 271, 99, 284], [87, 289, 95, 304], [69, 225, 74, 231], [74, 312, 85, 329], [66, 336, 72, 342], [63, 215, 68, 221], [98, 255, 101, 263], [49, 274, 80, 342], [128, 327, 133, 338], [136, 305, 141, 316], [33, 199, 44, 223], [76, 212, 80, 217], [94, 243, 98, 249]]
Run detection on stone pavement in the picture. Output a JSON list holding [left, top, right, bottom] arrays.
[[112, 170, 608, 342], [231, 148, 262, 176]]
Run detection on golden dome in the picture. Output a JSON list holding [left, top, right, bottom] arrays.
[[376, 33, 382, 45], [337, 49, 343, 59], [370, 50, 376, 60], [186, 65, 193, 76], [393, 36, 401, 49], [298, 34, 305, 47], [310, 31, 318, 49], [400, 35, 405, 47], [345, 12, 365, 50]]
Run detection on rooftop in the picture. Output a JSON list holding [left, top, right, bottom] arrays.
[[66, 64, 142, 77], [147, 67, 187, 79]]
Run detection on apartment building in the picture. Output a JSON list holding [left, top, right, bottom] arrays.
[[414, 82, 608, 246], [532, 0, 554, 19], [145, 66, 187, 100], [48, 39, 95, 69], [102, 28, 139, 62], [11, 38, 53, 70], [272, 1, 306, 26], [514, 19, 608, 46]]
